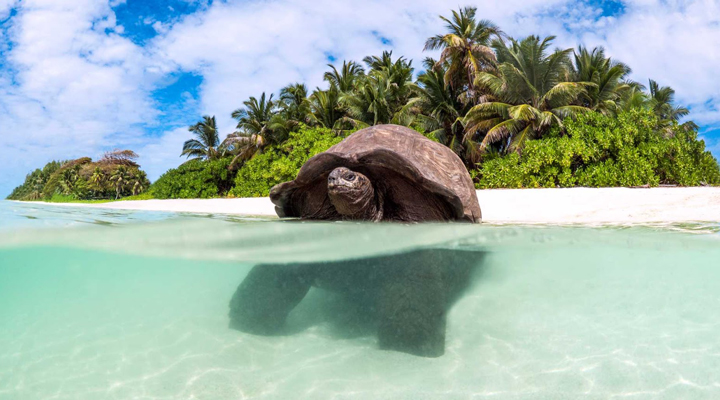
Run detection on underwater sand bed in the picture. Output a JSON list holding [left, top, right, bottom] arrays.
[[1, 214, 719, 399]]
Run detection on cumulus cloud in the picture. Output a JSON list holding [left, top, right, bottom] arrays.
[[0, 0, 162, 194], [576, 0, 720, 127], [0, 0, 719, 196], [150, 0, 571, 134]]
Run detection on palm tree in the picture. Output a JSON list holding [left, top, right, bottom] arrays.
[[231, 92, 288, 144], [89, 167, 106, 197], [59, 167, 79, 195], [646, 80, 696, 135], [224, 93, 283, 167], [569, 46, 632, 115], [28, 174, 45, 200], [463, 35, 591, 154], [339, 74, 392, 127], [109, 166, 129, 200], [339, 69, 419, 127], [324, 61, 364, 92], [416, 57, 468, 155], [309, 87, 343, 129], [182, 116, 221, 161], [648, 80, 690, 122], [339, 52, 419, 127], [365, 51, 417, 111], [232, 92, 278, 137], [424, 6, 502, 98], [278, 83, 312, 125], [131, 170, 148, 196], [363, 51, 398, 72]]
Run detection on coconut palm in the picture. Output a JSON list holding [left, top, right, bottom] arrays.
[[339, 52, 419, 127], [647, 79, 697, 134], [231, 92, 287, 144], [324, 61, 365, 92], [464, 35, 591, 154], [648, 80, 690, 123], [89, 167, 106, 197], [109, 166, 130, 200], [182, 116, 221, 161], [424, 6, 502, 98], [618, 81, 649, 111], [309, 87, 344, 129], [339, 74, 391, 127], [569, 46, 632, 115], [339, 69, 419, 127], [416, 57, 468, 156], [278, 83, 312, 125], [364, 51, 417, 110], [59, 167, 79, 195], [363, 51, 397, 72], [224, 93, 285, 167], [131, 171, 148, 196]]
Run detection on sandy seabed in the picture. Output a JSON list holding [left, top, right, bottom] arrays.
[[32, 187, 720, 225]]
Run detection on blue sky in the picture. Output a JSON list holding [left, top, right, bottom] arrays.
[[1, 0, 719, 196]]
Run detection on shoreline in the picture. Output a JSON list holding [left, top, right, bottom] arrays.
[[19, 187, 720, 225]]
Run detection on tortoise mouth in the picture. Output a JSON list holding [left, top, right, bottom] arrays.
[[327, 183, 354, 195]]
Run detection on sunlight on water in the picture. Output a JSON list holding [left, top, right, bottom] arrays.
[[0, 201, 719, 399]]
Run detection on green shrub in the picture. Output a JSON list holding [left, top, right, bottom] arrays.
[[42, 158, 92, 199], [7, 154, 151, 202], [150, 157, 235, 199], [475, 109, 720, 188], [230, 125, 344, 197], [6, 160, 67, 200]]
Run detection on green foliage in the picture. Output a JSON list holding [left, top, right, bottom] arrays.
[[182, 115, 222, 161], [475, 109, 720, 188], [150, 157, 235, 199], [230, 125, 343, 197], [7, 160, 67, 200], [9, 152, 151, 201], [120, 192, 155, 201]]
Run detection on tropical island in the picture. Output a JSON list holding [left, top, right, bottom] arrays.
[[7, 7, 719, 204]]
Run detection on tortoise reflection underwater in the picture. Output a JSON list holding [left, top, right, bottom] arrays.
[[231, 125, 485, 357], [228, 248, 485, 357]]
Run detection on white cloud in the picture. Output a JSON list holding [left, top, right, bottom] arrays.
[[574, 0, 720, 125], [0, 0, 159, 194], [134, 127, 191, 180], [0, 0, 16, 18], [151, 0, 570, 134]]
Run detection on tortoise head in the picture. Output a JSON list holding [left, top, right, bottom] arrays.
[[327, 167, 376, 218]]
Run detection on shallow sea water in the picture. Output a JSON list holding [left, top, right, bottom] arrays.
[[1, 200, 720, 399]]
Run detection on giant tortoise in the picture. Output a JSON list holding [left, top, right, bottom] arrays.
[[229, 125, 483, 357]]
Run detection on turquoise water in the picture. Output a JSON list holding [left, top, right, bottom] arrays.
[[1, 200, 720, 399]]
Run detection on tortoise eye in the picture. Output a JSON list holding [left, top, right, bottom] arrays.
[[347, 173, 356, 181]]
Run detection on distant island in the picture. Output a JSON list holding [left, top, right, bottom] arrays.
[[8, 6, 719, 202]]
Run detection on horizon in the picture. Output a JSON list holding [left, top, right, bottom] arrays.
[[1, 0, 719, 197]]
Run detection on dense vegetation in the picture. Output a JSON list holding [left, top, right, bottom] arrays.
[[7, 150, 150, 201], [229, 125, 343, 197], [8, 6, 719, 201], [151, 158, 235, 199], [476, 109, 720, 188]]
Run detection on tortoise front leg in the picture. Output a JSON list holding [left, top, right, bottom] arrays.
[[376, 251, 447, 358], [229, 263, 311, 335]]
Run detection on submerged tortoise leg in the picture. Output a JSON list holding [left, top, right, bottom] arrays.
[[229, 263, 312, 335], [377, 250, 448, 358]]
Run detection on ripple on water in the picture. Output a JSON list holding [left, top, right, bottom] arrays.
[[0, 203, 719, 399]]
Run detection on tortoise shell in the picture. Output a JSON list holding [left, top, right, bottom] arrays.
[[269, 124, 482, 223]]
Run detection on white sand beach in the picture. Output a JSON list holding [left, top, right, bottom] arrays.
[[33, 187, 720, 225]]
